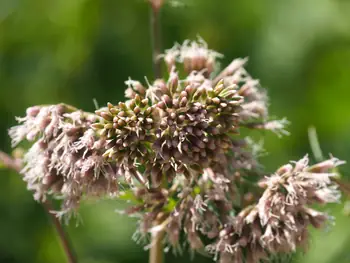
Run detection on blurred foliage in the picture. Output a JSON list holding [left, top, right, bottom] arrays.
[[1, 0, 350, 262]]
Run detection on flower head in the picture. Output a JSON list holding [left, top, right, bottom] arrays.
[[9, 104, 118, 215], [205, 155, 344, 263], [163, 37, 223, 76]]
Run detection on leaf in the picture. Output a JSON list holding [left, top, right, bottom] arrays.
[[163, 198, 177, 212], [118, 190, 142, 205]]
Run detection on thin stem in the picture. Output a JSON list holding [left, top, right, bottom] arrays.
[[42, 200, 77, 263], [149, 3, 162, 79], [149, 230, 165, 263], [0, 151, 77, 263], [148, 2, 164, 263]]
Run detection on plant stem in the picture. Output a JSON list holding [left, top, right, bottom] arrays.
[[149, 0, 164, 263], [149, 230, 165, 263], [42, 200, 77, 263], [149, 2, 162, 79], [0, 151, 77, 263], [148, 2, 164, 263]]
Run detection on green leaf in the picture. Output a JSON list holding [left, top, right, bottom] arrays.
[[118, 190, 142, 205], [163, 198, 177, 212]]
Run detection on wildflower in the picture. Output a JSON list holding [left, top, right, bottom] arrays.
[[87, 39, 295, 256], [163, 37, 223, 76], [9, 104, 118, 215], [94, 97, 158, 185], [206, 155, 344, 263], [8, 38, 344, 263], [124, 79, 147, 100]]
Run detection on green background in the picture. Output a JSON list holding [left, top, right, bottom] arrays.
[[1, 0, 350, 262]]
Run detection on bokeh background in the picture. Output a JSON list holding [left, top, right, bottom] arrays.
[[1, 0, 350, 262]]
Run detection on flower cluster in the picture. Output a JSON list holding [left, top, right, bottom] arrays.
[[95, 39, 284, 189], [9, 104, 118, 215], [94, 97, 158, 186], [206, 155, 343, 263], [162, 37, 223, 76], [91, 39, 298, 260], [8, 39, 345, 263]]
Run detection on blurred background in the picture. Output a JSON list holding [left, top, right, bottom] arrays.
[[1, 0, 350, 262]]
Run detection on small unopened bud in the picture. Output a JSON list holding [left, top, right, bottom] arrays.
[[180, 91, 188, 98], [185, 85, 194, 96], [133, 106, 141, 114], [308, 158, 345, 173], [177, 114, 185, 123], [157, 101, 166, 110], [26, 106, 41, 117], [107, 102, 114, 109], [26, 130, 38, 141], [162, 95, 172, 107], [276, 164, 293, 175], [212, 97, 220, 104], [179, 97, 188, 107], [168, 71, 179, 94], [117, 119, 126, 127], [214, 80, 225, 94], [101, 112, 113, 121]]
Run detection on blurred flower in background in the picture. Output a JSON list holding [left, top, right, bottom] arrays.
[[1, 0, 350, 263]]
